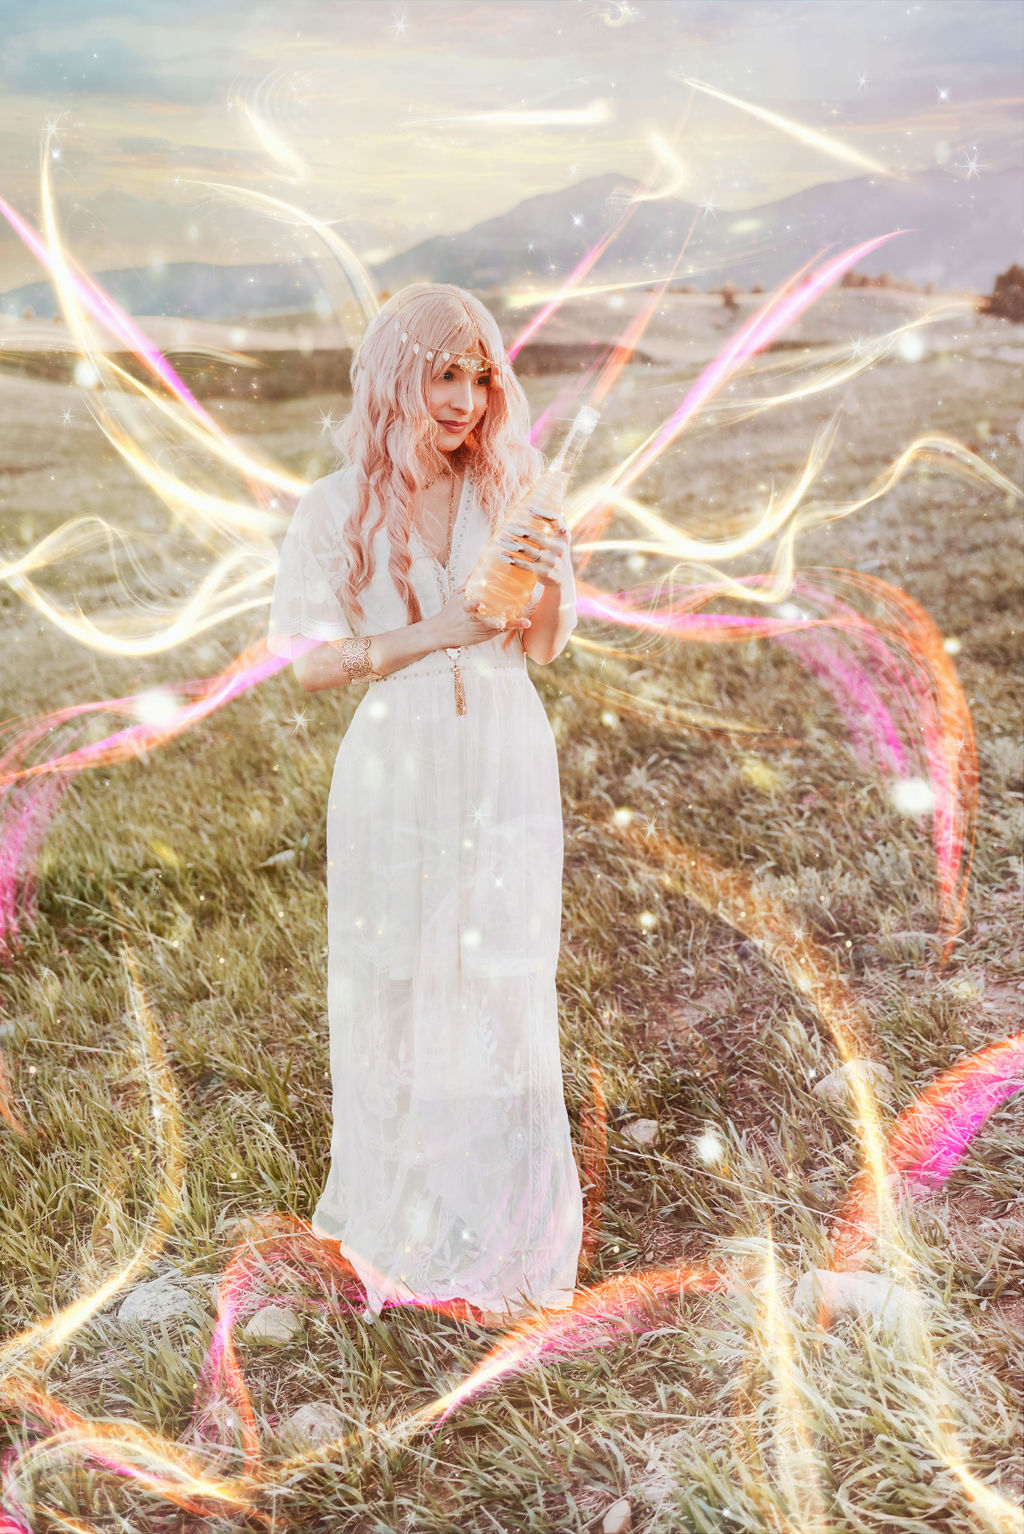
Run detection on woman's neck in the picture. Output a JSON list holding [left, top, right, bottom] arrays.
[[425, 450, 467, 491]]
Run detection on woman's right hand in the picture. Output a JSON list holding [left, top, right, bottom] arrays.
[[432, 583, 530, 649]]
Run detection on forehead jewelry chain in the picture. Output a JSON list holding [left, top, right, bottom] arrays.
[[390, 317, 504, 375]]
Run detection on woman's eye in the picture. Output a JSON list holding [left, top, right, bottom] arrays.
[[476, 375, 492, 388]]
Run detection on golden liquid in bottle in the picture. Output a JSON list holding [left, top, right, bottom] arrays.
[[465, 406, 597, 623], [465, 469, 568, 621]]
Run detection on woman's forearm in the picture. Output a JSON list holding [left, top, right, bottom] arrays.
[[294, 613, 443, 692], [523, 576, 577, 665]]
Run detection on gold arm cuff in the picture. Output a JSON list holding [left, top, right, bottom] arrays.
[[331, 634, 383, 681]]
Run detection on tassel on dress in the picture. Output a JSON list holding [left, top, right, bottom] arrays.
[[445, 644, 467, 716]]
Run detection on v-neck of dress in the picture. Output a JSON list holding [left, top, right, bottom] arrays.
[[410, 471, 469, 576]]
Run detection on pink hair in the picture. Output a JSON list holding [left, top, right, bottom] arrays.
[[332, 282, 543, 626]]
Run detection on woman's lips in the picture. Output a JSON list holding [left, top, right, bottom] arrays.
[[438, 419, 469, 431]]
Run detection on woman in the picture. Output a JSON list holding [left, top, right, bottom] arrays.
[[267, 283, 583, 1328]]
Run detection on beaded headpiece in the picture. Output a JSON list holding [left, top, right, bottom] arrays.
[[390, 317, 504, 375]]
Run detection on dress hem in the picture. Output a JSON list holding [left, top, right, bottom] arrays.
[[311, 1220, 579, 1322]]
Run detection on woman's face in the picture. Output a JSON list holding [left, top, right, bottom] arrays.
[[426, 349, 491, 453]]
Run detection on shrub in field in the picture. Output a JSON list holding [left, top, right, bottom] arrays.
[[978, 263, 1024, 323]]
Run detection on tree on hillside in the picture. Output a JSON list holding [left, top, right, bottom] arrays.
[[978, 264, 1024, 323]]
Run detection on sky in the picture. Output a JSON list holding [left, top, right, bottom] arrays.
[[0, 0, 1020, 285]]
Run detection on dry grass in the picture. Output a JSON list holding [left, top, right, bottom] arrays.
[[0, 292, 1021, 1532]]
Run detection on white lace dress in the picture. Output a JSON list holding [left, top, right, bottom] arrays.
[[267, 465, 584, 1318]]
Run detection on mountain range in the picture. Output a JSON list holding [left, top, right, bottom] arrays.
[[2, 166, 1018, 323]]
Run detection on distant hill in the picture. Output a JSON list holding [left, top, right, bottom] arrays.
[[2, 166, 1019, 321], [374, 166, 1021, 297], [0, 257, 329, 325]]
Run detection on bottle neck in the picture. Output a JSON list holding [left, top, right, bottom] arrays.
[[547, 405, 598, 477]]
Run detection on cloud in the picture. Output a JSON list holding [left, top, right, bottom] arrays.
[[105, 139, 274, 175], [0, 0, 217, 25], [114, 134, 176, 154], [0, 34, 223, 104], [0, 0, 1020, 286]]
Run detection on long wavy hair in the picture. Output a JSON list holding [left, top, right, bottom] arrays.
[[331, 283, 543, 627]]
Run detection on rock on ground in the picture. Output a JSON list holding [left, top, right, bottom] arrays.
[[622, 1118, 659, 1145], [812, 1059, 894, 1108], [242, 1305, 303, 1344], [117, 1280, 198, 1325], [215, 1211, 288, 1243], [278, 1401, 348, 1449], [601, 1496, 632, 1533], [793, 1268, 926, 1326]]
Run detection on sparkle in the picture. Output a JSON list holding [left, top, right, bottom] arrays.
[[391, 7, 409, 37], [60, 408, 73, 425], [937, 86, 950, 102], [568, 162, 579, 179], [849, 332, 866, 359], [700, 193, 718, 220], [695, 1128, 725, 1165], [958, 146, 982, 180], [890, 776, 936, 817], [132, 689, 179, 727], [572, 213, 584, 227], [856, 72, 869, 89], [318, 407, 339, 436], [289, 707, 309, 735]]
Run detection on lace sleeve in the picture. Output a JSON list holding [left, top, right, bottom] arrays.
[[267, 479, 356, 659]]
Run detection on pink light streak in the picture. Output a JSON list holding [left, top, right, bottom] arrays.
[[572, 234, 905, 577], [890, 1032, 1024, 1191], [508, 198, 646, 362], [529, 215, 702, 449], [575, 565, 975, 956], [625, 234, 903, 487], [0, 643, 295, 961], [0, 194, 219, 432], [831, 1033, 1024, 1273]]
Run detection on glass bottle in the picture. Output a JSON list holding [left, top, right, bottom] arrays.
[[464, 405, 598, 622]]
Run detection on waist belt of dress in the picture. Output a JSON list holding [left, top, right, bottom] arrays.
[[366, 652, 528, 685]]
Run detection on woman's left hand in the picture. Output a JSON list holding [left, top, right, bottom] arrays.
[[498, 518, 572, 589]]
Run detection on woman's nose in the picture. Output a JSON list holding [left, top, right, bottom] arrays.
[[450, 377, 473, 410]]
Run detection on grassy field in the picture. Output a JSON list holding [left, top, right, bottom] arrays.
[[0, 290, 1021, 1532]]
